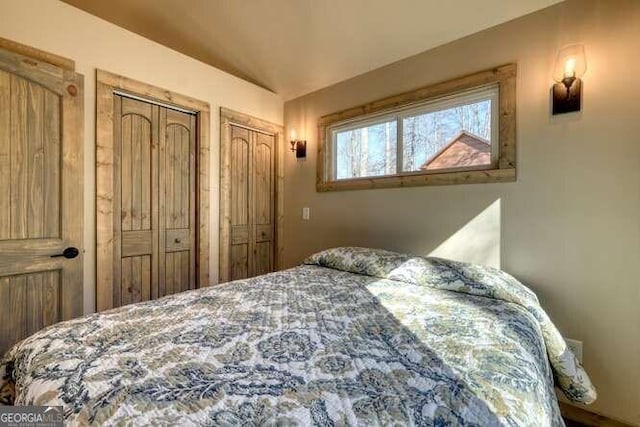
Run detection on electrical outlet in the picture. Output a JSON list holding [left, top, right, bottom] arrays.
[[566, 338, 583, 363], [302, 207, 310, 220]]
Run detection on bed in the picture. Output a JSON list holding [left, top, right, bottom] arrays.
[[1, 247, 595, 426]]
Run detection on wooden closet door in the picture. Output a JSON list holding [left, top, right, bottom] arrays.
[[228, 125, 275, 280], [253, 131, 275, 276], [229, 125, 251, 280], [114, 96, 158, 306], [113, 96, 196, 307], [0, 48, 83, 353], [159, 108, 196, 297]]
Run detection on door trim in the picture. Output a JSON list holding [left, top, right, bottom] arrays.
[[219, 107, 284, 283], [0, 36, 75, 72], [96, 69, 210, 311]]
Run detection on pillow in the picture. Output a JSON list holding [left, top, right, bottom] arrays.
[[304, 246, 415, 279], [304, 246, 539, 305]]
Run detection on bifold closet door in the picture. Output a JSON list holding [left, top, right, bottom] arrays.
[[252, 131, 275, 276], [159, 108, 197, 299], [229, 125, 275, 280], [113, 95, 196, 307]]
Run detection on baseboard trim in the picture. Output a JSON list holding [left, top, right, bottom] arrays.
[[559, 402, 634, 427]]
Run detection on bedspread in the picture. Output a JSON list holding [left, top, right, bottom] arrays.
[[0, 247, 595, 426]]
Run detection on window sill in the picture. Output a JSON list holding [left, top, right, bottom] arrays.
[[316, 167, 516, 192]]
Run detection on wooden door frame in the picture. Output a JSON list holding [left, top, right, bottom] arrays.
[[96, 70, 210, 312], [219, 108, 284, 283], [0, 36, 75, 72]]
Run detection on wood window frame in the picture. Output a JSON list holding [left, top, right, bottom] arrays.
[[219, 108, 284, 283], [96, 69, 210, 311], [316, 64, 517, 191]]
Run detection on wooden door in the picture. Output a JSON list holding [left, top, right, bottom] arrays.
[[252, 131, 275, 276], [112, 95, 196, 307], [159, 108, 197, 298], [228, 125, 275, 280], [0, 48, 83, 353]]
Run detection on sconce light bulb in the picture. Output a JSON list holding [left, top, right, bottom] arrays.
[[290, 128, 297, 141], [564, 57, 576, 78]]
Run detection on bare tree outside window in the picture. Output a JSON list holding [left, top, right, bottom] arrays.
[[336, 121, 397, 179]]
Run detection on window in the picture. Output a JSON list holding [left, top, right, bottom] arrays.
[[335, 119, 398, 179], [331, 86, 498, 180], [317, 65, 516, 191]]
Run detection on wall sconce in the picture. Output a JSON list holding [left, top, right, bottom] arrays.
[[552, 44, 587, 115], [289, 128, 306, 158]]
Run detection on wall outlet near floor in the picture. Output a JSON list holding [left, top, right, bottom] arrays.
[[302, 207, 310, 220], [566, 338, 583, 363]]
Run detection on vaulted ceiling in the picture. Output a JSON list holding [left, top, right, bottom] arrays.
[[61, 0, 561, 100]]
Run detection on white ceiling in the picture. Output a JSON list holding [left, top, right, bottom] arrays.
[[61, 0, 561, 100]]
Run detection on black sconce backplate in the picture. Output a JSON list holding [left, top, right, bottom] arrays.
[[552, 79, 582, 115], [295, 140, 307, 158]]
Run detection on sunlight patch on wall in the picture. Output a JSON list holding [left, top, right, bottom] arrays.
[[429, 199, 501, 268]]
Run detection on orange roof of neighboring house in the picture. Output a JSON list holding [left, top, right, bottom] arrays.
[[421, 131, 491, 170]]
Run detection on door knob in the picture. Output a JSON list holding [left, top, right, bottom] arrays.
[[51, 247, 80, 259]]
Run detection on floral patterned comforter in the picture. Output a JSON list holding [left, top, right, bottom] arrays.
[[0, 247, 595, 426]]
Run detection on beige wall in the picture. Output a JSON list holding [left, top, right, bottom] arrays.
[[0, 0, 283, 313], [283, 0, 639, 424]]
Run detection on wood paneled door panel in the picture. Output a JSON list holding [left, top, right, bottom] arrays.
[[96, 70, 210, 312], [0, 44, 83, 354], [111, 95, 196, 308], [220, 108, 284, 283]]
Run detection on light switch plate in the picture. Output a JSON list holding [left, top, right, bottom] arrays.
[[566, 338, 583, 363], [302, 207, 310, 220]]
